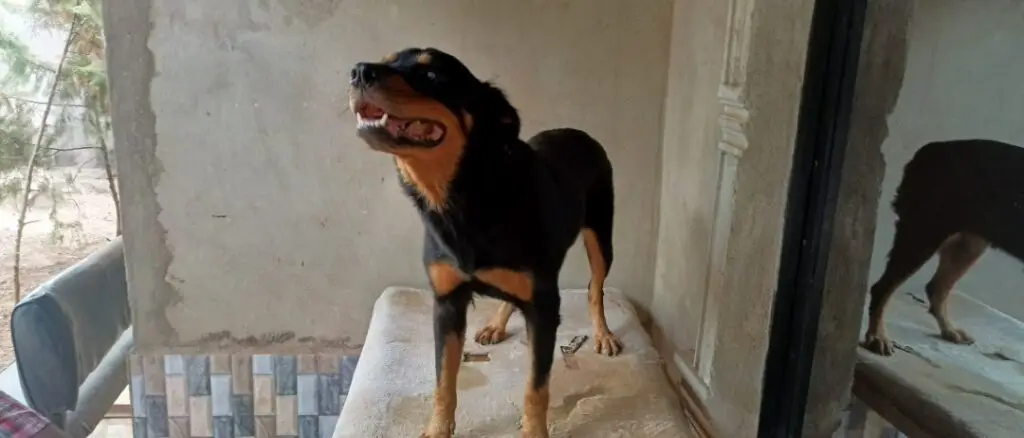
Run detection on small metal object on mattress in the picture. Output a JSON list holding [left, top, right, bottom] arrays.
[[462, 352, 490, 362], [560, 335, 589, 369]]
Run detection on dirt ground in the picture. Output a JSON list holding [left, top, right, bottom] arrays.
[[0, 168, 118, 367]]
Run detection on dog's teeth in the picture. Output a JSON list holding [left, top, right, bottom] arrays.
[[381, 113, 389, 126]]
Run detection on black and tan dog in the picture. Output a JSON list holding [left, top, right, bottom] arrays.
[[864, 139, 1024, 356], [348, 47, 622, 437]]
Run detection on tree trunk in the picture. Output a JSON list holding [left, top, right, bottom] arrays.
[[13, 19, 78, 301], [89, 111, 120, 235]]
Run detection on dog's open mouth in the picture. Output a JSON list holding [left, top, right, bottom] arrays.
[[354, 100, 446, 147]]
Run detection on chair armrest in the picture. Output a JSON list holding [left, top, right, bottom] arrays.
[[63, 329, 133, 438]]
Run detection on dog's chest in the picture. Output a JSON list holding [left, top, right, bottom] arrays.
[[421, 210, 535, 272]]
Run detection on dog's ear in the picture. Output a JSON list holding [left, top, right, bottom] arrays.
[[467, 82, 521, 139]]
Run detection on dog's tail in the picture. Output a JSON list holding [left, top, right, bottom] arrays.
[[892, 141, 950, 217]]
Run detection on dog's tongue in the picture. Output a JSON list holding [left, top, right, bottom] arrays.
[[383, 114, 405, 138], [403, 120, 443, 142]]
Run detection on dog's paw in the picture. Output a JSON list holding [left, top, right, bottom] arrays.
[[519, 417, 549, 438], [941, 328, 975, 345], [420, 419, 455, 438], [474, 324, 508, 345], [594, 330, 623, 356], [861, 334, 897, 356]]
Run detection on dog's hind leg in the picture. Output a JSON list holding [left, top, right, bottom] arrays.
[[474, 301, 514, 345], [926, 233, 988, 345], [864, 219, 949, 356], [582, 170, 622, 356]]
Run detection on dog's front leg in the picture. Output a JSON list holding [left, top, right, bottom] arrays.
[[473, 269, 557, 437], [423, 263, 471, 438], [521, 290, 560, 438]]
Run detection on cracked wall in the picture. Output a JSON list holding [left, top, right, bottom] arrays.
[[105, 0, 673, 353]]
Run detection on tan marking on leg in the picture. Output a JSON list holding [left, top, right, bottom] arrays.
[[863, 226, 945, 356], [428, 262, 465, 297], [521, 332, 550, 438], [474, 302, 514, 345], [927, 233, 987, 345], [582, 229, 622, 356], [474, 269, 534, 302], [420, 333, 463, 438], [521, 382, 550, 438]]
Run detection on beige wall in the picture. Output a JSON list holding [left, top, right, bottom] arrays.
[[108, 0, 672, 353], [869, 0, 1024, 320]]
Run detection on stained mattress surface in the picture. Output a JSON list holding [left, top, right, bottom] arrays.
[[333, 287, 694, 437]]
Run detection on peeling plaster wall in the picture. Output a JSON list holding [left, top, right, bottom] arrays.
[[105, 0, 672, 353], [803, 2, 911, 436]]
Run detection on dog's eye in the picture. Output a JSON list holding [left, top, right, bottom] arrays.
[[425, 71, 437, 81]]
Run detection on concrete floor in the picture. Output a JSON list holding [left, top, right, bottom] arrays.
[[89, 418, 133, 438], [88, 389, 133, 438]]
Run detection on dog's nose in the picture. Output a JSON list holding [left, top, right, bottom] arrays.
[[351, 63, 383, 87]]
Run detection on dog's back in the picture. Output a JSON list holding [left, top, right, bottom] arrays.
[[527, 128, 613, 192], [527, 128, 616, 268], [894, 139, 1024, 258]]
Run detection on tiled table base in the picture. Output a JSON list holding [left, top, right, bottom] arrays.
[[129, 354, 358, 438]]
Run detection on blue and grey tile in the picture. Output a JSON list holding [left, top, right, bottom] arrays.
[[232, 395, 255, 436], [340, 356, 358, 394], [275, 356, 297, 395], [211, 375, 232, 417], [252, 355, 273, 375], [212, 416, 233, 438], [165, 355, 186, 375], [297, 375, 318, 416], [131, 375, 146, 417], [145, 395, 169, 437], [187, 356, 211, 396], [133, 418, 147, 438], [318, 415, 338, 438], [317, 374, 341, 416], [298, 415, 319, 438]]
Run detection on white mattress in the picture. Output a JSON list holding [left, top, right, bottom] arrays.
[[333, 287, 695, 437]]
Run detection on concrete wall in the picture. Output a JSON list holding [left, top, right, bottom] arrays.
[[106, 0, 672, 353], [649, 0, 815, 436], [868, 0, 1024, 320], [651, 0, 729, 368]]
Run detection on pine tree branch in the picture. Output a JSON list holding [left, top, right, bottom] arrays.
[[40, 146, 99, 152], [13, 16, 78, 301], [1, 94, 87, 108]]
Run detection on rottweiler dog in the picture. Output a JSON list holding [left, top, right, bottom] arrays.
[[863, 139, 1024, 356], [348, 47, 622, 437]]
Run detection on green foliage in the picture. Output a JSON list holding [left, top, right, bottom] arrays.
[[1, 0, 116, 222], [0, 100, 36, 173], [0, 0, 110, 179], [27, 0, 108, 116]]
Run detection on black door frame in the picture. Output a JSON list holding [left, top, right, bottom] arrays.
[[757, 0, 868, 436]]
